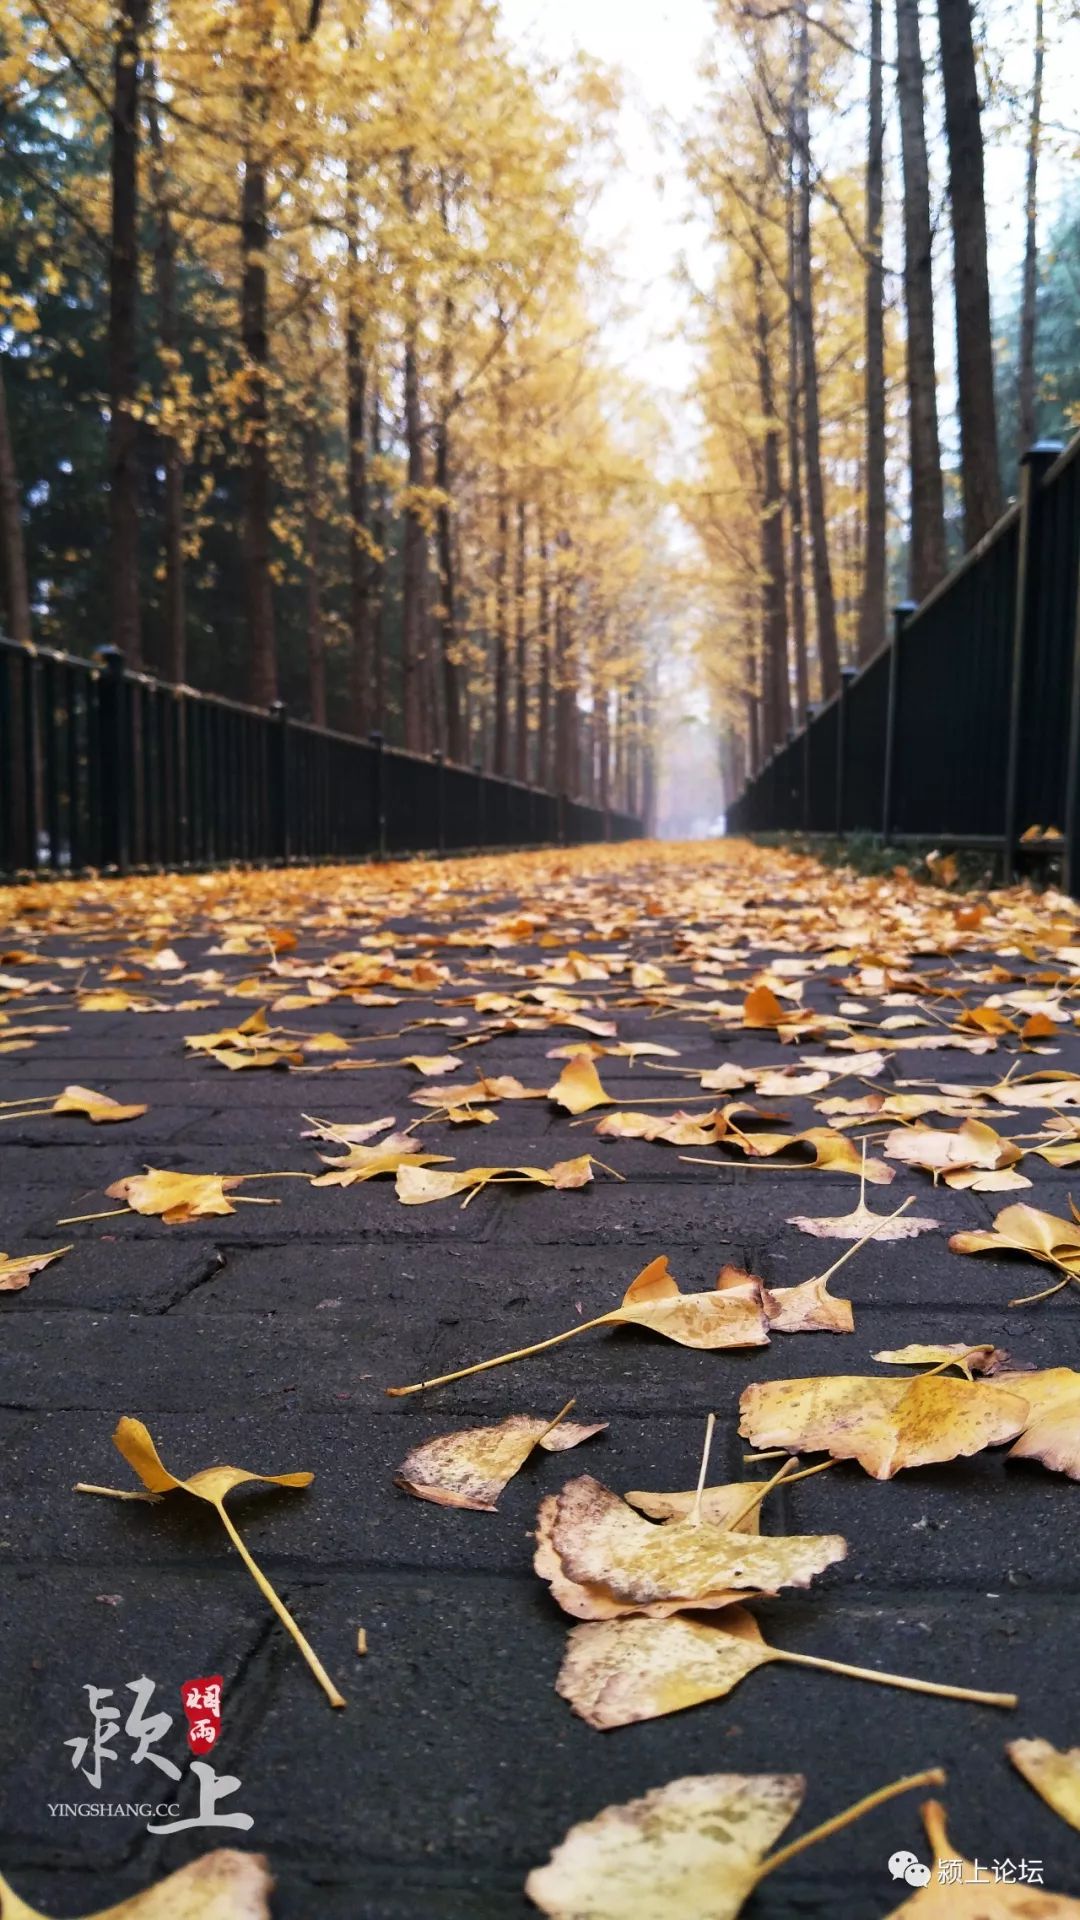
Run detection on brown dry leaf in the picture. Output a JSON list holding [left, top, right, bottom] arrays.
[[949, 1202, 1080, 1288], [885, 1799, 1080, 1915], [537, 1474, 846, 1618], [549, 1053, 615, 1114], [1008, 1738, 1080, 1832], [1002, 1368, 1080, 1477], [789, 1198, 940, 1240], [525, 1771, 806, 1920], [394, 1403, 606, 1510], [311, 1133, 452, 1188], [0, 1244, 71, 1293], [873, 1344, 1009, 1379], [556, 1604, 1015, 1730], [51, 1086, 149, 1123], [884, 1119, 1028, 1189], [386, 1256, 770, 1396], [0, 1850, 273, 1919], [764, 1273, 854, 1334], [77, 1418, 343, 1708], [394, 1154, 598, 1205], [624, 1484, 763, 1531], [743, 984, 788, 1027], [100, 1168, 268, 1224], [739, 1373, 1030, 1478]]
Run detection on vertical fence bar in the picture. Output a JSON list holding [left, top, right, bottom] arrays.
[[834, 666, 857, 835], [369, 730, 386, 858], [269, 701, 290, 863], [882, 601, 915, 842]]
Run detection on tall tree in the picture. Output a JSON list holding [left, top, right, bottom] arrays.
[[896, 0, 947, 598], [399, 149, 426, 751], [145, 69, 185, 683], [1018, 0, 1045, 454], [937, 0, 1002, 544], [858, 0, 886, 662], [108, 0, 149, 665], [240, 116, 277, 706], [751, 237, 789, 752], [514, 496, 528, 781], [793, 0, 840, 697], [345, 164, 371, 735], [0, 360, 30, 645]]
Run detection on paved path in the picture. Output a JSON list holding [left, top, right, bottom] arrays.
[[0, 840, 1078, 1916]]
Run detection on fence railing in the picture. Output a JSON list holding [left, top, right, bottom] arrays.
[[0, 642, 641, 876], [728, 436, 1080, 887]]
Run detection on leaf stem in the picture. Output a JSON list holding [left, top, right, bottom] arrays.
[[814, 1196, 915, 1286], [214, 1499, 345, 1709], [385, 1316, 613, 1396], [773, 1647, 1016, 1708], [689, 1413, 716, 1527], [751, 1768, 947, 1886]]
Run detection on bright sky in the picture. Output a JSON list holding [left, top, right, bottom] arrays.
[[498, 0, 715, 411]]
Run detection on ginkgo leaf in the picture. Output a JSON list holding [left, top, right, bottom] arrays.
[[411, 1073, 547, 1107], [739, 1373, 1031, 1478], [556, 1605, 1015, 1729], [185, 1009, 270, 1050], [0, 1244, 71, 1293], [0, 1849, 273, 1919], [299, 1114, 397, 1145], [394, 1402, 606, 1509], [624, 1484, 764, 1531], [1002, 1368, 1080, 1477], [525, 1767, 944, 1920], [884, 1119, 1028, 1189], [311, 1134, 452, 1187], [764, 1273, 854, 1333], [51, 1086, 148, 1123], [394, 1154, 598, 1206], [885, 1799, 1080, 1914], [537, 1474, 846, 1615], [789, 1198, 940, 1240], [400, 1053, 463, 1075], [202, 1045, 304, 1071], [77, 1419, 343, 1708], [386, 1255, 770, 1396], [444, 1103, 498, 1124], [950, 1203, 1080, 1297], [686, 1127, 893, 1181], [549, 1053, 615, 1113], [1008, 1738, 1080, 1832], [873, 1344, 1008, 1379], [93, 1169, 273, 1225]]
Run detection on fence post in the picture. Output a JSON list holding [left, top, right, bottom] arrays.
[[474, 761, 485, 848], [1004, 441, 1063, 879], [369, 729, 386, 858], [268, 700, 290, 863], [94, 645, 129, 874], [882, 601, 916, 843], [432, 748, 445, 853], [834, 665, 858, 836]]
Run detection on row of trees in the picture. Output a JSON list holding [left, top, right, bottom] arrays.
[[0, 0, 663, 814], [689, 0, 1054, 786]]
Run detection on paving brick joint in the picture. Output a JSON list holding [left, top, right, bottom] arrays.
[[0, 840, 1077, 1917]]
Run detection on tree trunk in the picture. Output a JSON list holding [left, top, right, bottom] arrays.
[[241, 141, 277, 706], [751, 244, 790, 753], [858, 0, 887, 662], [513, 497, 528, 781], [554, 526, 576, 795], [146, 69, 185, 683], [896, 0, 947, 599], [794, 0, 840, 696], [399, 153, 426, 751], [1018, 0, 1044, 454], [345, 169, 370, 735], [937, 0, 1002, 544], [0, 361, 31, 646], [785, 78, 809, 716], [302, 417, 325, 726], [537, 512, 552, 788], [108, 0, 149, 665], [492, 383, 510, 775], [370, 377, 386, 732], [434, 401, 464, 761]]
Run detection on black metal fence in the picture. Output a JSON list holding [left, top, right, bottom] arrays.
[[728, 436, 1080, 885], [0, 642, 640, 876]]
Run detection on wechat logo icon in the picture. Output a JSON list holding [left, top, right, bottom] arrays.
[[888, 1851, 931, 1887]]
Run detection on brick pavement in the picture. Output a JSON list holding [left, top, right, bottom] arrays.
[[0, 841, 1077, 1917]]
